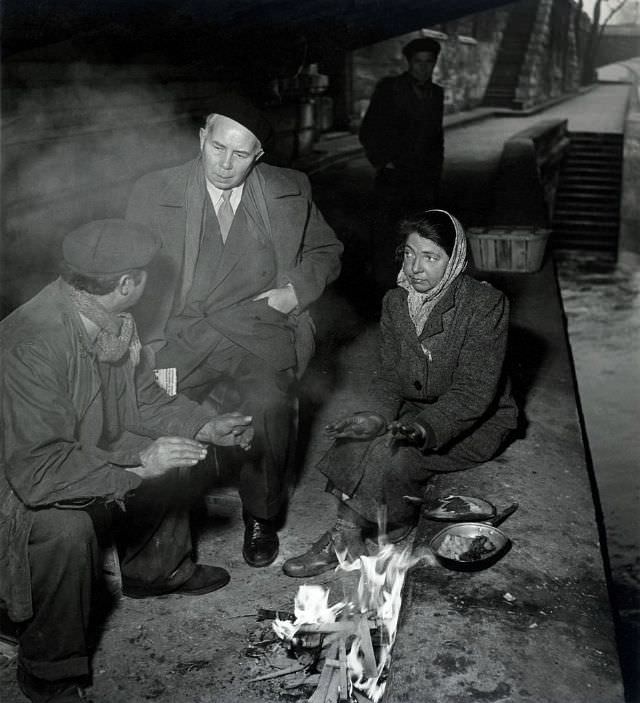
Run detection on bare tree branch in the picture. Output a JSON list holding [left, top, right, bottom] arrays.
[[598, 0, 631, 41]]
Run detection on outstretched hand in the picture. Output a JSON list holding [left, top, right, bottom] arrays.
[[325, 412, 387, 440], [197, 412, 254, 450], [133, 436, 209, 479], [386, 421, 426, 447]]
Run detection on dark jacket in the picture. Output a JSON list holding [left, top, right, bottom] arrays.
[[370, 274, 518, 453], [125, 159, 343, 375], [316, 274, 518, 509], [0, 280, 213, 621], [359, 72, 444, 177]]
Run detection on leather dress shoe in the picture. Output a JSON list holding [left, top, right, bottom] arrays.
[[17, 666, 89, 702], [282, 529, 366, 578], [243, 513, 279, 567], [122, 564, 230, 599]]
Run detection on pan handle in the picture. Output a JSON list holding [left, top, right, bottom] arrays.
[[486, 502, 519, 527]]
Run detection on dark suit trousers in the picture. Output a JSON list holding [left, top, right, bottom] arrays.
[[17, 471, 194, 681], [178, 345, 295, 521]]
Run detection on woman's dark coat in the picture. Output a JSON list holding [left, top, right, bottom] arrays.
[[319, 274, 518, 524]]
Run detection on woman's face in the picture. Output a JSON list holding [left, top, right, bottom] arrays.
[[402, 232, 450, 293]]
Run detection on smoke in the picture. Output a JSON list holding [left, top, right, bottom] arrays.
[[1, 60, 219, 313]]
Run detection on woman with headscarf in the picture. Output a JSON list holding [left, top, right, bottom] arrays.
[[283, 209, 518, 578]]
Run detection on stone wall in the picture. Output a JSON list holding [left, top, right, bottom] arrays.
[[597, 29, 640, 69], [620, 79, 640, 259], [516, 0, 586, 109], [350, 0, 589, 122], [349, 7, 510, 124]]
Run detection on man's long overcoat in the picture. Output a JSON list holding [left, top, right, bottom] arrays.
[[125, 159, 343, 374]]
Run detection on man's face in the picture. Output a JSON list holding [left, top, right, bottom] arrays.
[[199, 115, 263, 190], [408, 51, 438, 85], [126, 270, 148, 309], [111, 270, 148, 313]]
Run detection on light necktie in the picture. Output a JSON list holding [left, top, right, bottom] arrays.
[[217, 190, 234, 243]]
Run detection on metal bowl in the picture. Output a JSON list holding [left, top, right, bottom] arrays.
[[429, 522, 511, 572]]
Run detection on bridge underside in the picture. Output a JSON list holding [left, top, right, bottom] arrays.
[[4, 0, 517, 62]]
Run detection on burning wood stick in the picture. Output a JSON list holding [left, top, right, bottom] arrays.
[[357, 617, 378, 680], [296, 622, 357, 635], [247, 664, 305, 683], [338, 639, 349, 702], [257, 608, 295, 621], [309, 642, 339, 703], [296, 619, 376, 635]]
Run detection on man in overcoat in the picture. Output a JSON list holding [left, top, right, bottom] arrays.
[[0, 219, 253, 702], [125, 93, 343, 568]]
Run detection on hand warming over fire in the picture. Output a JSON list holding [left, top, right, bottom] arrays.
[[196, 412, 254, 450], [325, 412, 387, 440], [134, 437, 209, 478], [386, 420, 427, 447]]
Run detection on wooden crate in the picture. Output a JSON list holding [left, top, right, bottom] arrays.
[[466, 226, 551, 272]]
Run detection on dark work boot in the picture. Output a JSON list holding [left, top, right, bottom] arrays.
[[122, 565, 230, 598], [17, 666, 89, 702], [282, 525, 366, 578], [242, 512, 279, 567]]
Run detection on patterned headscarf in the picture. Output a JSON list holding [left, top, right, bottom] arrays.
[[397, 209, 468, 336]]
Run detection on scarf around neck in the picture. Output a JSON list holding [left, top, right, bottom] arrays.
[[64, 281, 141, 365], [397, 209, 468, 336]]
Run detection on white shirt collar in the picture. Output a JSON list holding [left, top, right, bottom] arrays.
[[206, 181, 244, 214]]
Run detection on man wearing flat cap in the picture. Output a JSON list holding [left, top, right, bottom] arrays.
[[126, 93, 343, 569], [359, 36, 444, 289], [0, 219, 253, 702]]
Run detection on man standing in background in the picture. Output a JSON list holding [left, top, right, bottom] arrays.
[[126, 93, 342, 570], [359, 36, 444, 291]]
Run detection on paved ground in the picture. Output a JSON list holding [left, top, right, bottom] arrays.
[[0, 82, 631, 702]]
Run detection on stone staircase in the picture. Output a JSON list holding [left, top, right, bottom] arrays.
[[551, 131, 623, 256], [482, 0, 538, 109]]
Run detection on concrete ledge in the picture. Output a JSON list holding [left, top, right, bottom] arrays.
[[489, 119, 569, 228], [386, 260, 624, 703]]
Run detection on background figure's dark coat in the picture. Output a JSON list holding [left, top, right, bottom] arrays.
[[318, 275, 518, 524], [359, 72, 444, 180]]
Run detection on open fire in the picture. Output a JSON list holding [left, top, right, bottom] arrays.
[[272, 539, 435, 702]]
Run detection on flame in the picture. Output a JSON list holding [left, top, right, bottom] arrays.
[[349, 543, 423, 701], [274, 535, 435, 701], [273, 584, 344, 640]]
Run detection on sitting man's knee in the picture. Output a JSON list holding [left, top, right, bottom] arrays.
[[30, 508, 98, 555]]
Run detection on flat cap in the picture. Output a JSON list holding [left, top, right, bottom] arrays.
[[403, 37, 442, 59], [63, 219, 161, 275], [208, 92, 273, 146]]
